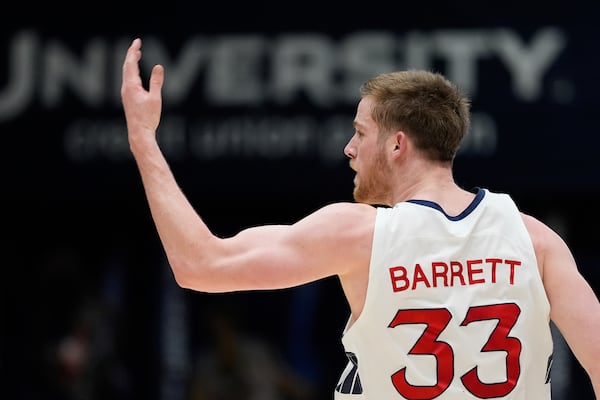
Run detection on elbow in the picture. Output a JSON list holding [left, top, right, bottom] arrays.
[[171, 266, 194, 290], [164, 236, 233, 292], [167, 254, 224, 293], [168, 255, 205, 291]]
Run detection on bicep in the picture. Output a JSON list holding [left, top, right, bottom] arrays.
[[190, 204, 368, 293], [217, 224, 333, 291]]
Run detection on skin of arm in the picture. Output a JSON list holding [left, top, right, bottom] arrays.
[[523, 213, 600, 398], [121, 38, 376, 305]]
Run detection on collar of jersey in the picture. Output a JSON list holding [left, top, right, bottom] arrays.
[[404, 187, 485, 221]]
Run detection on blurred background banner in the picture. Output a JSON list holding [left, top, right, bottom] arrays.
[[2, 23, 599, 194], [2, 2, 598, 399]]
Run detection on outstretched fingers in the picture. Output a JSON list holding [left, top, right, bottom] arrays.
[[121, 38, 164, 96], [122, 38, 143, 88], [120, 37, 164, 135]]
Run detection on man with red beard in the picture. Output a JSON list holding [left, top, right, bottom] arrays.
[[121, 38, 600, 400]]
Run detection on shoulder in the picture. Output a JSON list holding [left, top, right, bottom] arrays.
[[520, 212, 571, 278], [303, 202, 377, 247], [315, 201, 378, 219], [520, 212, 565, 246], [297, 202, 377, 238], [314, 201, 377, 230], [290, 201, 377, 235], [285, 202, 377, 278]]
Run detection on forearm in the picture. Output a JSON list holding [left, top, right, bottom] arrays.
[[131, 136, 218, 286], [121, 39, 219, 288]]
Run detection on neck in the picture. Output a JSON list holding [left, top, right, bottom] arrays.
[[388, 160, 466, 206]]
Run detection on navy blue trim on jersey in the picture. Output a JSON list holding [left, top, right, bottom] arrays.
[[336, 352, 363, 395], [406, 187, 485, 221]]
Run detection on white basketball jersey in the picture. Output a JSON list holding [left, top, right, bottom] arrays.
[[335, 188, 553, 400]]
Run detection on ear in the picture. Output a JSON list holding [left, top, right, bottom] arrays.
[[391, 131, 407, 158]]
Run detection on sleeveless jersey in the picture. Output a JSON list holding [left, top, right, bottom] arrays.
[[335, 188, 553, 400]]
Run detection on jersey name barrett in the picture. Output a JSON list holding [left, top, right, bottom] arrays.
[[335, 188, 553, 400], [389, 257, 521, 292]]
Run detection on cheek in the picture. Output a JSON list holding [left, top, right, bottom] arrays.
[[373, 149, 392, 173]]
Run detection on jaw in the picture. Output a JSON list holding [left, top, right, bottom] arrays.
[[354, 177, 395, 206]]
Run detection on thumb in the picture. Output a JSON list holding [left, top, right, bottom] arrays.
[[149, 64, 164, 95]]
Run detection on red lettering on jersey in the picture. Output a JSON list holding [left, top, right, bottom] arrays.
[[431, 262, 449, 287], [504, 259, 521, 284], [450, 261, 466, 286], [389, 265, 409, 292], [467, 259, 484, 284], [388, 258, 523, 293], [412, 263, 432, 290], [486, 258, 502, 283]]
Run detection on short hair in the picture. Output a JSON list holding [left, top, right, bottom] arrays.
[[360, 70, 471, 162]]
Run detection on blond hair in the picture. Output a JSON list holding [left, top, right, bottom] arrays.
[[360, 70, 471, 162]]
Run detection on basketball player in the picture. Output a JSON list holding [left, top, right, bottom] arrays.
[[121, 38, 600, 399]]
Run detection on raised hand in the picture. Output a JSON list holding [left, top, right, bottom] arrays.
[[121, 38, 164, 144]]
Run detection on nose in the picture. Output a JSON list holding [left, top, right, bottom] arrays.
[[344, 137, 356, 159]]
